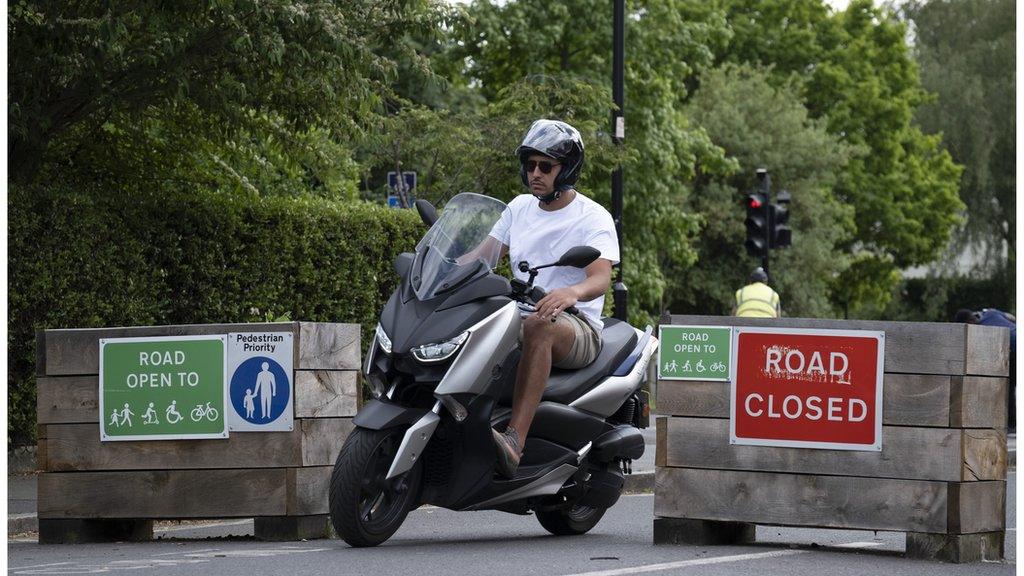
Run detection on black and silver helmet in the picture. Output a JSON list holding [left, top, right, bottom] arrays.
[[515, 119, 585, 203]]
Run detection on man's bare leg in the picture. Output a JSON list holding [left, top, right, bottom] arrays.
[[493, 315, 574, 477]]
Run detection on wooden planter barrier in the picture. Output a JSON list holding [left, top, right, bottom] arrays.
[[654, 315, 1010, 563], [35, 322, 360, 544]]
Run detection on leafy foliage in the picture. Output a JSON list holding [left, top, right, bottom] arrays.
[[8, 183, 424, 444], [436, 0, 734, 326], [902, 0, 1015, 275], [677, 64, 855, 318], [685, 0, 965, 316], [8, 0, 445, 195]]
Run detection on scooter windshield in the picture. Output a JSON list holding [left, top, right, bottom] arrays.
[[413, 193, 508, 301]]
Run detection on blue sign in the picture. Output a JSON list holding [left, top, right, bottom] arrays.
[[387, 171, 417, 193], [229, 357, 290, 426]]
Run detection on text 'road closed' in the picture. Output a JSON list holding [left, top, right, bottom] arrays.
[[730, 328, 884, 451]]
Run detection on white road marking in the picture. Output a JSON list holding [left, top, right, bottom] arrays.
[[152, 548, 221, 557], [184, 547, 330, 558], [833, 541, 884, 549], [6, 564, 70, 572], [559, 549, 807, 576]]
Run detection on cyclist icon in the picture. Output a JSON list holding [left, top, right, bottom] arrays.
[[191, 402, 220, 422]]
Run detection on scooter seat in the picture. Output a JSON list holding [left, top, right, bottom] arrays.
[[540, 318, 639, 405]]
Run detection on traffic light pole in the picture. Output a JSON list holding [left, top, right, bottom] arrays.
[[756, 169, 771, 283]]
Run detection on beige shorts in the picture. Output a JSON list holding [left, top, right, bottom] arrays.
[[553, 312, 602, 368], [519, 312, 602, 369]]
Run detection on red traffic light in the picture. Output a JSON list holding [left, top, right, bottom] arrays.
[[746, 193, 765, 209], [749, 198, 762, 209]]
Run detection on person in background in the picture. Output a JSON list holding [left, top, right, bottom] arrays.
[[733, 267, 781, 318], [956, 308, 1016, 431]]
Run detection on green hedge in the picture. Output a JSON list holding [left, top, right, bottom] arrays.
[[8, 183, 424, 445]]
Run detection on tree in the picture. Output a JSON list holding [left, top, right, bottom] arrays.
[[682, 0, 965, 316], [436, 0, 733, 326], [8, 0, 446, 194], [678, 64, 855, 317], [903, 0, 1015, 276]]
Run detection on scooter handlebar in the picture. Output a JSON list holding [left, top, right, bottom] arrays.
[[527, 285, 581, 317]]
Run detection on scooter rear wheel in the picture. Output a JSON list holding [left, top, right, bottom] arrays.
[[536, 503, 607, 536], [329, 427, 421, 547]]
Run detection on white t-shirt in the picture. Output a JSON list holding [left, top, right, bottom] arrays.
[[489, 192, 620, 332]]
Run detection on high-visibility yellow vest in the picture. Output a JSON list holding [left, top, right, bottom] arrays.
[[735, 282, 780, 318]]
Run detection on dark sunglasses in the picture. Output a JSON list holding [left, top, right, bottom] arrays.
[[524, 160, 560, 174]]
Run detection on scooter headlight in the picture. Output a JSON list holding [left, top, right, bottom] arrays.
[[411, 331, 469, 363], [375, 324, 392, 354]]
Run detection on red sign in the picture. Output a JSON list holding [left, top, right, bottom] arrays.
[[730, 327, 884, 451]]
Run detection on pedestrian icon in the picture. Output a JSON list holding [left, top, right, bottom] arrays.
[[255, 362, 277, 419], [119, 403, 135, 427], [244, 388, 256, 419]]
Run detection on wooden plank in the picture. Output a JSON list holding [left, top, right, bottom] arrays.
[[655, 416, 667, 467], [670, 315, 969, 375], [36, 329, 47, 377], [657, 373, 955, 427], [656, 381, 730, 420], [294, 370, 359, 418], [961, 430, 1007, 481], [39, 423, 303, 471], [949, 481, 1006, 533], [37, 376, 99, 424], [36, 427, 48, 472], [44, 322, 297, 376], [254, 515, 329, 541], [39, 519, 154, 544], [887, 373, 953, 427], [906, 531, 1004, 563], [654, 467, 948, 533], [300, 418, 354, 467], [966, 324, 1010, 377], [288, 466, 333, 516], [660, 417, 1004, 482], [653, 518, 755, 545], [297, 323, 361, 370], [38, 469, 289, 518], [951, 376, 1008, 429]]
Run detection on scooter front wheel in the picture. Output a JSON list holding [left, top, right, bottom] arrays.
[[329, 426, 421, 547], [536, 503, 607, 536]]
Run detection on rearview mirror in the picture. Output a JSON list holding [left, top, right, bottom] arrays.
[[415, 199, 438, 227], [557, 246, 601, 269]]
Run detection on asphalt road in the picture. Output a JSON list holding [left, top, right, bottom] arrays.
[[8, 472, 1016, 576]]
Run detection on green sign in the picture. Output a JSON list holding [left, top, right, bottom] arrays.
[[100, 335, 228, 441], [658, 326, 733, 381]]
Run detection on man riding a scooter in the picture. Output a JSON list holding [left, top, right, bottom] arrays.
[[482, 119, 620, 478]]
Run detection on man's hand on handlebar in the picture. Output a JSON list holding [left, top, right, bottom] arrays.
[[534, 287, 579, 321]]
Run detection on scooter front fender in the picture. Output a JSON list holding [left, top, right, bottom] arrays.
[[353, 399, 428, 431], [386, 407, 440, 479]]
